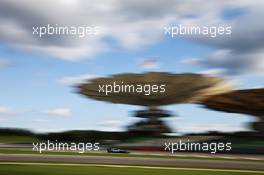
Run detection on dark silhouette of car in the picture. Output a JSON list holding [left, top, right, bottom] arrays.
[[107, 147, 130, 153]]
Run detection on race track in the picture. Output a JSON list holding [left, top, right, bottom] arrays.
[[0, 154, 263, 171]]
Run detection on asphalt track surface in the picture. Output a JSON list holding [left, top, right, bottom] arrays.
[[0, 154, 263, 171]]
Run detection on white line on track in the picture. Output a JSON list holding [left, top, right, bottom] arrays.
[[0, 162, 263, 174]]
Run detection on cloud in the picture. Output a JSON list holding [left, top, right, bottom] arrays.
[[0, 0, 167, 60], [0, 118, 8, 122], [0, 0, 255, 60], [0, 106, 17, 122], [177, 123, 250, 134], [58, 74, 98, 85], [42, 108, 72, 117], [185, 49, 264, 76], [0, 0, 263, 75], [0, 59, 10, 68], [198, 68, 226, 76], [97, 120, 123, 131], [0, 106, 16, 115], [98, 120, 121, 126], [179, 1, 264, 75], [32, 119, 49, 123]]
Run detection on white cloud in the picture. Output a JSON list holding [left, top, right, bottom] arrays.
[[0, 58, 10, 67], [0, 106, 16, 115], [98, 120, 121, 126], [33, 119, 49, 123], [59, 74, 98, 85], [198, 68, 226, 76], [97, 120, 123, 131], [0, 0, 260, 61], [177, 123, 250, 134], [0, 0, 263, 76], [43, 108, 72, 117], [179, 1, 264, 76], [185, 49, 264, 76], [0, 118, 8, 122]]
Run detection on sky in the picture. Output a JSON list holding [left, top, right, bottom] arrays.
[[0, 0, 264, 134]]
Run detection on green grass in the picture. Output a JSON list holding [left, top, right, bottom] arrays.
[[0, 164, 262, 175], [0, 136, 37, 143]]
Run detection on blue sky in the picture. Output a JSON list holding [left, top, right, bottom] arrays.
[[0, 0, 263, 134]]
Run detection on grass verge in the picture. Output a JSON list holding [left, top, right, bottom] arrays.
[[0, 163, 263, 175]]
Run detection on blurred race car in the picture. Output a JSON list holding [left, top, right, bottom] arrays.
[[107, 147, 130, 153]]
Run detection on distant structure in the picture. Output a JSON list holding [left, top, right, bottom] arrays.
[[127, 108, 172, 135], [201, 88, 264, 135], [78, 72, 232, 135]]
